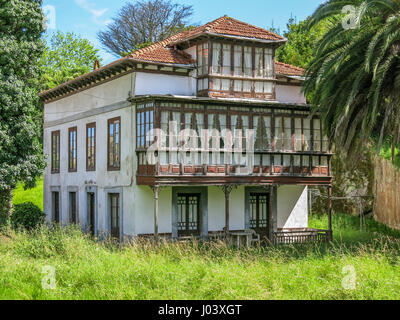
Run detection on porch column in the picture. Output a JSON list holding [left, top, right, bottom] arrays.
[[224, 186, 231, 233], [328, 185, 333, 241], [154, 185, 159, 240]]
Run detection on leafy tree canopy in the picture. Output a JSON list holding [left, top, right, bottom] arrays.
[[275, 16, 332, 68], [303, 0, 400, 161], [40, 31, 102, 90], [0, 0, 45, 221]]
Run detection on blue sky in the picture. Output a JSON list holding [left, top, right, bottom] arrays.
[[42, 0, 324, 64]]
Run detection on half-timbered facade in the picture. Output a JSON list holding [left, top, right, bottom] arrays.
[[40, 16, 333, 243]]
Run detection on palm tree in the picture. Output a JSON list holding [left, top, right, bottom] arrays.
[[304, 0, 400, 161]]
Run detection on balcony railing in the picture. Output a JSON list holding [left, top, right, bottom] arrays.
[[273, 229, 332, 245]]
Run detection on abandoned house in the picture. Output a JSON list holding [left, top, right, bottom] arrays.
[[39, 16, 333, 244]]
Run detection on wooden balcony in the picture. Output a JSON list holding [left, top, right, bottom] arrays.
[[136, 151, 332, 186]]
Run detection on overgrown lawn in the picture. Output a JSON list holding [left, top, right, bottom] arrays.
[[0, 214, 399, 300]]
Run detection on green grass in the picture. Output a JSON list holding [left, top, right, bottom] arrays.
[[12, 178, 43, 210], [1, 214, 400, 300]]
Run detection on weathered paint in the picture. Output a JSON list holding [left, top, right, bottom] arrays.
[[275, 84, 307, 105]]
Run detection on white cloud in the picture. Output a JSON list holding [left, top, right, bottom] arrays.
[[75, 0, 109, 25]]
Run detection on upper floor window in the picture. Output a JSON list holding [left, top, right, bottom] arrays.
[[108, 117, 121, 171], [136, 104, 154, 149], [86, 123, 96, 171], [210, 42, 274, 78], [197, 43, 209, 76], [51, 130, 60, 174], [68, 127, 77, 172]]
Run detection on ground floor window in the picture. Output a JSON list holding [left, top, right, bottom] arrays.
[[249, 193, 269, 237], [52, 192, 60, 223], [69, 192, 78, 224], [87, 192, 95, 235], [109, 193, 120, 239], [177, 194, 200, 237]]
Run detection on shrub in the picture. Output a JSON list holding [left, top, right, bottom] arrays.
[[10, 202, 45, 230]]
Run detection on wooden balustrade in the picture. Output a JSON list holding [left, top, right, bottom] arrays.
[[273, 229, 331, 245]]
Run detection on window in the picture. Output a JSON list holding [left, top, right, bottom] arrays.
[[86, 123, 96, 171], [69, 192, 78, 224], [313, 118, 322, 151], [52, 191, 60, 223], [108, 117, 121, 171], [197, 43, 209, 76], [212, 43, 222, 74], [234, 45, 243, 76], [254, 116, 272, 150], [136, 108, 154, 149], [244, 46, 252, 77], [51, 131, 60, 173], [222, 44, 231, 75], [68, 127, 77, 172], [109, 193, 120, 239], [264, 48, 273, 78], [303, 118, 312, 151], [293, 118, 302, 151], [274, 117, 292, 151]]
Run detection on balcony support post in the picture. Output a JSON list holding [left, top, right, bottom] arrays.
[[154, 185, 159, 241], [327, 185, 333, 241]]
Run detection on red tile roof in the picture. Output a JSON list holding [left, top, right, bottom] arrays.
[[128, 16, 284, 65], [171, 16, 285, 43], [128, 33, 195, 65], [275, 61, 305, 76]]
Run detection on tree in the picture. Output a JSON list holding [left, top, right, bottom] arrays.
[[40, 31, 102, 91], [275, 16, 332, 68], [97, 0, 194, 57], [0, 0, 46, 224], [303, 0, 400, 161]]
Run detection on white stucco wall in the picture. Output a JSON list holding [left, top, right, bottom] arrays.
[[275, 84, 307, 105], [43, 103, 135, 237], [277, 185, 308, 229], [44, 74, 134, 123], [135, 72, 196, 97]]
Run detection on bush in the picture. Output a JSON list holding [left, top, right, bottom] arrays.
[[10, 202, 45, 230]]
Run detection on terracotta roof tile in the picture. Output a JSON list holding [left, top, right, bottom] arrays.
[[128, 16, 284, 65], [275, 61, 305, 76]]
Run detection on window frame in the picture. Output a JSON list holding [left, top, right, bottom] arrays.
[[68, 126, 78, 173], [86, 122, 96, 171], [107, 117, 121, 171], [51, 130, 60, 174]]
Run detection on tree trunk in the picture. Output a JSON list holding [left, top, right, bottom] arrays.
[[0, 188, 12, 226]]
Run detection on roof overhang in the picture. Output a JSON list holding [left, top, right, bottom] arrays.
[[39, 57, 195, 103], [170, 31, 287, 47]]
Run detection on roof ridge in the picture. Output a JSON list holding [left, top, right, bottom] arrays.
[[220, 16, 284, 40]]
